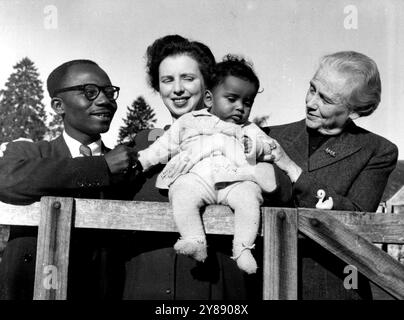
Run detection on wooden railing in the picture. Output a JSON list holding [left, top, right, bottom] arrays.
[[0, 197, 404, 300]]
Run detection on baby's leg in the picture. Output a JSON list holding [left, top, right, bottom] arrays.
[[215, 162, 276, 194], [235, 162, 277, 194], [224, 181, 263, 274], [169, 174, 214, 262]]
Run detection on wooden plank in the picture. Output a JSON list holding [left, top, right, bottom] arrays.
[[33, 197, 74, 300], [323, 209, 404, 244], [0, 199, 236, 234], [298, 208, 404, 299], [73, 199, 236, 235], [1, 200, 403, 243], [0, 201, 40, 226], [263, 208, 298, 300], [71, 200, 404, 242]]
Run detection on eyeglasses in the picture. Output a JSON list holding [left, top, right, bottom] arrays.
[[53, 83, 120, 101]]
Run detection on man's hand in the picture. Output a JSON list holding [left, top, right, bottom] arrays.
[[104, 145, 139, 175]]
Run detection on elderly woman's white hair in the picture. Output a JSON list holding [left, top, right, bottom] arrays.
[[319, 51, 381, 117]]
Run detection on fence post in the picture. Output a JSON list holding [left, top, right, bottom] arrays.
[[33, 197, 74, 300], [262, 208, 298, 300]]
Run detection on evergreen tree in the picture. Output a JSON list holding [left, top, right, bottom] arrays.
[[45, 112, 64, 140], [0, 57, 48, 142], [118, 96, 157, 144]]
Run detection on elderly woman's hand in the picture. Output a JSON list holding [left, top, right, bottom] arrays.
[[259, 136, 303, 183]]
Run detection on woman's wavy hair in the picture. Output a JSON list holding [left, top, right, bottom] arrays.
[[319, 51, 381, 117], [146, 34, 216, 91]]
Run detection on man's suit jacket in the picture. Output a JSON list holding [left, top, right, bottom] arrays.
[[0, 135, 132, 300], [0, 135, 118, 205], [264, 119, 398, 299]]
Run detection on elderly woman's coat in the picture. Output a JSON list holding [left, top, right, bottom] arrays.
[[265, 119, 398, 299]]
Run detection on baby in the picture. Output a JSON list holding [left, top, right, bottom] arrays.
[[138, 55, 276, 274]]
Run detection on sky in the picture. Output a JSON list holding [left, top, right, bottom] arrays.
[[0, 0, 403, 159]]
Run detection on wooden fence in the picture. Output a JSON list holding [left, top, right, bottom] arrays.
[[0, 196, 404, 300]]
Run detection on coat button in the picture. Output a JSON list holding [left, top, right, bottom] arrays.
[[23, 253, 33, 263]]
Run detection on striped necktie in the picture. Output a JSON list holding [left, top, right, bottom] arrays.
[[79, 144, 92, 157]]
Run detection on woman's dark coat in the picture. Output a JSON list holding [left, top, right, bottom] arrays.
[[264, 119, 398, 299]]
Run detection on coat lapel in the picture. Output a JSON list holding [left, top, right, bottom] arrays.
[[308, 121, 362, 171], [275, 119, 362, 172]]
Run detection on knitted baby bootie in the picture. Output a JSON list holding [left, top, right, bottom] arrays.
[[232, 242, 257, 274], [174, 237, 208, 262]]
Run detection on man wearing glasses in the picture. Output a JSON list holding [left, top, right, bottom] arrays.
[[0, 60, 139, 299]]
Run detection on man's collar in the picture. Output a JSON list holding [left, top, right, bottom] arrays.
[[62, 131, 102, 157]]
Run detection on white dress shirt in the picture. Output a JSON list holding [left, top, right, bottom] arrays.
[[63, 131, 103, 158]]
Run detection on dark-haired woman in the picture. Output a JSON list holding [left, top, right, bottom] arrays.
[[122, 35, 290, 300]]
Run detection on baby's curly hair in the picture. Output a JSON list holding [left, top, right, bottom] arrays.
[[210, 54, 260, 93], [146, 34, 216, 91]]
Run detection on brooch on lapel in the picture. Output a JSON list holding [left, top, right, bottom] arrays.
[[324, 147, 336, 157], [316, 189, 334, 209]]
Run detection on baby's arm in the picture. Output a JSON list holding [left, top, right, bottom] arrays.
[[138, 119, 182, 170], [242, 123, 273, 161]]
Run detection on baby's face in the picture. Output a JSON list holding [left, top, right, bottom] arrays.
[[207, 76, 257, 125]]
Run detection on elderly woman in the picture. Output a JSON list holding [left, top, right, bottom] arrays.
[[122, 35, 291, 300], [264, 51, 398, 299]]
